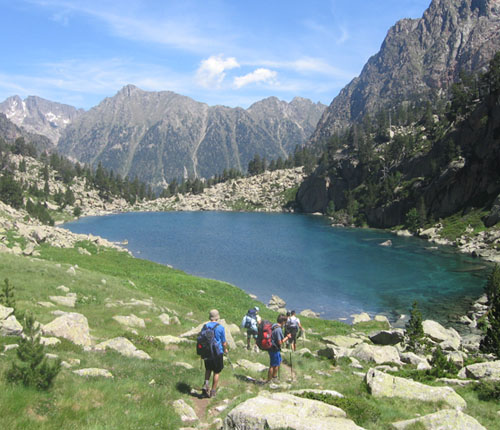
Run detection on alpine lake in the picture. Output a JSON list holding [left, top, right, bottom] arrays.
[[64, 211, 490, 326]]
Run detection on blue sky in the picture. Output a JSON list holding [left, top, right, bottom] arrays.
[[0, 0, 431, 110]]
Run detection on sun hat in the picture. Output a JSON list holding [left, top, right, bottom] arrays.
[[254, 306, 260, 312], [209, 309, 220, 321]]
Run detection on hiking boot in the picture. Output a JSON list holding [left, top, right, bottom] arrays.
[[210, 389, 217, 398], [202, 383, 210, 398]]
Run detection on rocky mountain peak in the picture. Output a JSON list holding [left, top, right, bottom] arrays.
[[309, 0, 500, 143]]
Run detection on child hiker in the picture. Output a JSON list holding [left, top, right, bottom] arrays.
[[267, 314, 291, 382]]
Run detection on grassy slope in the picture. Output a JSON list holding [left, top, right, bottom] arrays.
[[0, 243, 497, 429]]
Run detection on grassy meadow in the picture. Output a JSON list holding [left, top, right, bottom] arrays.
[[0, 240, 497, 429]]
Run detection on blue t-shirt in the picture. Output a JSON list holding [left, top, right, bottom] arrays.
[[205, 321, 226, 355], [271, 323, 284, 351]]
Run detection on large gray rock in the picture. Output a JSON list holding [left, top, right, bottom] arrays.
[[267, 295, 286, 311], [112, 314, 146, 329], [94, 337, 151, 360], [352, 343, 402, 365], [49, 295, 77, 308], [317, 345, 353, 360], [0, 304, 14, 320], [0, 315, 23, 336], [223, 392, 365, 430], [392, 409, 486, 430], [73, 368, 113, 378], [323, 335, 363, 348], [351, 313, 371, 324], [365, 368, 466, 409], [172, 399, 198, 424], [369, 329, 404, 346], [422, 320, 461, 346], [399, 352, 431, 370], [464, 360, 500, 380], [42, 312, 92, 347]]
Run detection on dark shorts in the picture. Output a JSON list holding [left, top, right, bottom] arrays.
[[287, 327, 298, 342], [204, 354, 224, 373], [247, 328, 258, 339], [268, 349, 282, 367]]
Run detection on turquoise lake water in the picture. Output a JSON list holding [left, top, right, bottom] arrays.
[[64, 211, 489, 324]]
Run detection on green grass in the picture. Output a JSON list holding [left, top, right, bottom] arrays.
[[1, 243, 499, 429], [439, 208, 489, 241], [280, 186, 299, 206]]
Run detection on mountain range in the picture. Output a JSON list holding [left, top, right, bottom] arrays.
[[0, 88, 325, 187]]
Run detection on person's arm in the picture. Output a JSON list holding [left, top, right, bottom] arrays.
[[223, 341, 228, 354]]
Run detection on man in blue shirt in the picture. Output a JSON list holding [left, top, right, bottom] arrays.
[[202, 309, 228, 398], [267, 314, 291, 382]]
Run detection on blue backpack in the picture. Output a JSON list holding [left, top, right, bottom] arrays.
[[196, 323, 221, 360]]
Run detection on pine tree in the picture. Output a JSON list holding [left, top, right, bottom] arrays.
[[5, 314, 61, 390], [481, 265, 500, 358], [0, 278, 15, 309], [405, 301, 424, 352]]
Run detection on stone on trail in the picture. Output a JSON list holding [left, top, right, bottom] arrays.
[[42, 312, 92, 347], [223, 391, 365, 430], [172, 399, 198, 424], [73, 368, 113, 378], [365, 368, 466, 409], [391, 409, 487, 430], [94, 337, 151, 360]]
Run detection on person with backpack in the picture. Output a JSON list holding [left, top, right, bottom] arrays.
[[197, 309, 227, 398], [241, 306, 261, 350], [267, 314, 292, 383], [285, 310, 303, 352]]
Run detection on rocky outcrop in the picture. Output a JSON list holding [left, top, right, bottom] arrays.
[[42, 312, 92, 347], [223, 391, 365, 430], [463, 360, 500, 380], [94, 337, 151, 360], [369, 329, 404, 346], [352, 344, 402, 365], [365, 368, 466, 409], [392, 409, 487, 430]]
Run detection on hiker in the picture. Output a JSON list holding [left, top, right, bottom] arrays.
[[285, 310, 303, 352], [267, 314, 292, 382], [199, 309, 228, 398], [241, 306, 261, 350]]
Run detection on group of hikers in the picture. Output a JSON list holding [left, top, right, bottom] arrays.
[[196, 306, 304, 398]]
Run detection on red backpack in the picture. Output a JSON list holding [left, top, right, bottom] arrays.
[[256, 320, 273, 350]]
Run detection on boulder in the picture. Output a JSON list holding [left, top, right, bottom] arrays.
[[369, 329, 404, 346], [223, 391, 365, 430], [267, 295, 286, 311], [41, 312, 92, 347], [299, 309, 320, 318], [352, 343, 402, 365], [236, 359, 268, 373], [0, 304, 14, 320], [323, 335, 363, 348], [365, 368, 466, 409], [158, 313, 170, 325], [94, 337, 151, 360], [351, 313, 371, 324], [172, 399, 198, 424], [399, 352, 431, 369], [49, 295, 77, 308], [464, 361, 500, 380], [73, 368, 113, 378], [317, 345, 353, 360], [112, 314, 146, 329], [422, 320, 461, 346], [374, 315, 390, 325], [392, 409, 486, 430], [0, 315, 23, 336]]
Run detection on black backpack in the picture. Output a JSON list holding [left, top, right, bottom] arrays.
[[196, 323, 221, 360]]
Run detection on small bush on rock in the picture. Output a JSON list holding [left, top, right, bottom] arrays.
[[5, 314, 61, 390]]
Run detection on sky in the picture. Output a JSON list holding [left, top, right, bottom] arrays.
[[0, 0, 431, 110]]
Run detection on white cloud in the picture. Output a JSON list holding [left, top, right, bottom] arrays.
[[234, 68, 277, 89], [196, 55, 240, 88]]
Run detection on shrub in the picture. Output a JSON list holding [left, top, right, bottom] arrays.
[[0, 278, 15, 309], [5, 314, 61, 390], [481, 264, 500, 358], [473, 379, 500, 401], [427, 346, 457, 378], [405, 301, 424, 352]]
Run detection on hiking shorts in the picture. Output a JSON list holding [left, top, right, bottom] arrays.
[[287, 327, 298, 342], [204, 354, 224, 373], [268, 349, 282, 367], [247, 328, 258, 339]]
